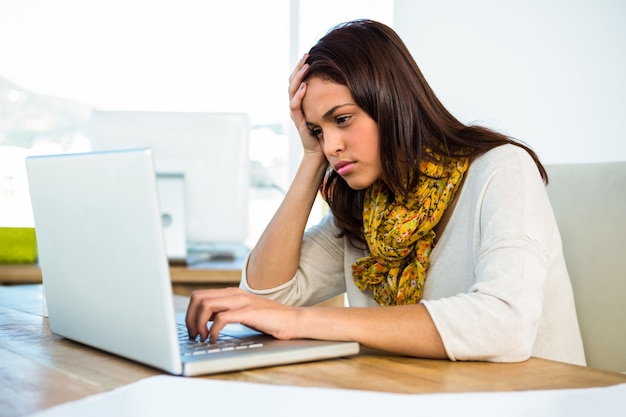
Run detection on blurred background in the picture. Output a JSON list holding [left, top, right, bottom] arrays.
[[1, 0, 624, 247]]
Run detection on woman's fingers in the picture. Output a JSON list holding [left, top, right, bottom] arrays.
[[185, 287, 296, 342], [289, 81, 307, 121], [288, 54, 309, 118], [287, 55, 322, 154], [186, 287, 245, 340], [186, 288, 290, 340], [288, 53, 309, 93]]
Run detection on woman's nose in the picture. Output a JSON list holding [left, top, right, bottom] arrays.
[[323, 131, 345, 156]]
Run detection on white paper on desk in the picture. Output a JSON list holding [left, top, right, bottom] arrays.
[[26, 376, 625, 417]]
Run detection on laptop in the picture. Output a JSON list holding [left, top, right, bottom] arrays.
[[25, 148, 359, 376]]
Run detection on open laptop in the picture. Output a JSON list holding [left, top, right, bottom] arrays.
[[25, 148, 359, 376]]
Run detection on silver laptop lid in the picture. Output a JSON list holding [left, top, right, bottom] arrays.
[[26, 148, 183, 375]]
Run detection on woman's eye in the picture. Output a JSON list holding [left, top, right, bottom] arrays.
[[336, 115, 351, 125], [310, 127, 323, 138]]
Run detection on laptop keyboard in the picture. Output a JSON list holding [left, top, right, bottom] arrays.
[[177, 324, 264, 356]]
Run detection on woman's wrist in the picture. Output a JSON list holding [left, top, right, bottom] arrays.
[[301, 149, 328, 168], [292, 152, 328, 191]]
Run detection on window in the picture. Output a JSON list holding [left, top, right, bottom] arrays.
[[0, 0, 393, 245]]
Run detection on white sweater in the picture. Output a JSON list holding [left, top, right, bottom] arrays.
[[241, 145, 586, 365]]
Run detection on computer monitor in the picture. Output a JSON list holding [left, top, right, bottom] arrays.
[[88, 110, 250, 250]]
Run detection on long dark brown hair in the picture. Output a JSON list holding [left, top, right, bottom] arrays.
[[304, 20, 547, 246]]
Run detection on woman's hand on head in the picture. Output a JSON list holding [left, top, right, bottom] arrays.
[[185, 287, 301, 342], [288, 54, 324, 158]]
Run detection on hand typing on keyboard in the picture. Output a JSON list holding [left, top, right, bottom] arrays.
[[185, 287, 300, 343], [177, 323, 263, 356]]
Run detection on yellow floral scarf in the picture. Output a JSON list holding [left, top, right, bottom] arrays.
[[352, 154, 469, 306]]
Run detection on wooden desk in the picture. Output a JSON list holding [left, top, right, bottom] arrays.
[[1, 285, 625, 417], [0, 259, 243, 296]]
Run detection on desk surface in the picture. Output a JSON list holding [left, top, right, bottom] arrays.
[[0, 259, 243, 286], [2, 285, 625, 417]]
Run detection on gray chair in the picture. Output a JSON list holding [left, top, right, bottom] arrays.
[[545, 161, 626, 372]]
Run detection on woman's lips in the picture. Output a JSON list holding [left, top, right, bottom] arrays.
[[333, 161, 355, 176]]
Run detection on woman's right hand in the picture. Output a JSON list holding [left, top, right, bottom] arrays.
[[288, 54, 323, 157]]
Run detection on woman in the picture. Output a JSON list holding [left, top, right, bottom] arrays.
[[186, 20, 585, 364]]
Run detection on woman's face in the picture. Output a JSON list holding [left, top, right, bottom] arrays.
[[302, 77, 383, 190]]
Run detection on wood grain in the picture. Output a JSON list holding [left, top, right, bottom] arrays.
[[1, 284, 625, 417]]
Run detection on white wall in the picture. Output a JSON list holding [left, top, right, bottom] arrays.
[[394, 0, 626, 164]]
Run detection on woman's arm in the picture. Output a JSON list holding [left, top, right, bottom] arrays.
[[241, 213, 351, 306], [245, 155, 327, 289], [186, 287, 448, 359], [297, 303, 448, 358], [245, 55, 329, 290]]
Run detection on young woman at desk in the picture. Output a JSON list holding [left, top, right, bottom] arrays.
[[186, 20, 585, 365]]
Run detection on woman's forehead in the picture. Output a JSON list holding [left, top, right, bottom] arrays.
[[302, 78, 356, 120]]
